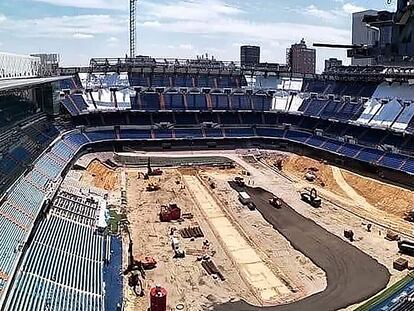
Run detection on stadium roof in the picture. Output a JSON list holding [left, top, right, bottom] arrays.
[[0, 76, 71, 92]]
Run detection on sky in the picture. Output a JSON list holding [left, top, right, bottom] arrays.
[[0, 0, 398, 71]]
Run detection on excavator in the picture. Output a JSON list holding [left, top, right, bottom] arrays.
[[143, 157, 163, 180], [124, 228, 157, 296], [300, 188, 322, 208]]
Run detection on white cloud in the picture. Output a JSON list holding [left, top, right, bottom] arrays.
[[178, 43, 194, 50], [303, 5, 337, 20], [141, 19, 349, 45], [295, 2, 366, 21], [0, 14, 127, 39], [107, 36, 119, 43], [0, 15, 6, 23], [32, 0, 126, 10], [342, 3, 366, 14], [73, 33, 94, 39], [142, 0, 243, 22]]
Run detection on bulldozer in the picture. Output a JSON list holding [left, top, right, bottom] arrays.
[[300, 188, 322, 208]]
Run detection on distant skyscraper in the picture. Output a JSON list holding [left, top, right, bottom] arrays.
[[286, 39, 316, 74], [240, 45, 260, 67], [352, 10, 379, 66], [324, 58, 343, 72]]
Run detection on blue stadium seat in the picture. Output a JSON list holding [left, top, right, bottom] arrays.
[[256, 127, 285, 137], [306, 136, 326, 147], [286, 130, 312, 142], [210, 94, 229, 110], [224, 128, 255, 137], [187, 94, 207, 110], [356, 148, 384, 163], [175, 128, 203, 138], [338, 144, 361, 158], [322, 139, 343, 152], [204, 128, 223, 138], [85, 130, 116, 142], [140, 93, 160, 111], [378, 153, 407, 170], [120, 129, 151, 139]]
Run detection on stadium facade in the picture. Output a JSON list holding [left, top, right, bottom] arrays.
[[0, 52, 40, 79], [2, 52, 414, 309]]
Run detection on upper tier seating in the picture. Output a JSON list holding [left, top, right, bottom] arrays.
[[302, 79, 378, 97], [0, 96, 37, 129], [128, 73, 246, 88]]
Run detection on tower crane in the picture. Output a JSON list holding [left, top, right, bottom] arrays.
[[130, 0, 137, 58]]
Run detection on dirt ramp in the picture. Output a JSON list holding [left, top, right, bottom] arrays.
[[210, 183, 390, 311]]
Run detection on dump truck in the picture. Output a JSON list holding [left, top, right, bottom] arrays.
[[300, 188, 322, 208], [269, 197, 283, 209], [234, 176, 245, 187], [238, 192, 251, 205], [398, 240, 414, 256], [246, 202, 256, 211]]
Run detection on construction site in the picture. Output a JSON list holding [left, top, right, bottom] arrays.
[[68, 149, 414, 311]]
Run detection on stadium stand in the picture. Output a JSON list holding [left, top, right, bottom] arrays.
[[129, 73, 246, 88], [6, 67, 414, 311], [3, 189, 108, 311]]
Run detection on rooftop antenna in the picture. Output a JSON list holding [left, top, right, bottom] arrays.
[[130, 0, 137, 58]]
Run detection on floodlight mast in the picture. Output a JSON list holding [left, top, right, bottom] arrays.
[[130, 0, 137, 58]]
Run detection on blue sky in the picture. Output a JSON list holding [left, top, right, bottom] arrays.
[[0, 0, 397, 71]]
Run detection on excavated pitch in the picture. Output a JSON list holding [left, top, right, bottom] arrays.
[[210, 183, 390, 311]]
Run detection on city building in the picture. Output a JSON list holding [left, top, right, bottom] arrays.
[[325, 58, 343, 71], [240, 45, 260, 67], [0, 52, 40, 79], [31, 53, 60, 76], [351, 10, 379, 66], [286, 39, 316, 74]]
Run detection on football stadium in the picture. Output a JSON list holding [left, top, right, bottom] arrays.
[[2, 1, 414, 311]]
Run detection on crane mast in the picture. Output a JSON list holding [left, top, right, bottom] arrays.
[[130, 0, 137, 58]]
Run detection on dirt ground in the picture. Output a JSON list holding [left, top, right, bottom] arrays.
[[199, 169, 326, 300], [342, 170, 414, 217], [81, 159, 119, 191], [123, 169, 260, 311], [265, 153, 414, 219], [73, 150, 414, 311], [211, 183, 390, 311]]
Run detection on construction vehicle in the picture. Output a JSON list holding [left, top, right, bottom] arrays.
[[398, 240, 414, 256], [269, 196, 283, 209], [404, 211, 414, 222], [238, 192, 251, 205], [141, 256, 157, 270], [234, 176, 245, 187], [247, 202, 256, 211], [124, 228, 145, 296], [146, 182, 160, 192], [344, 230, 355, 242], [144, 157, 163, 180], [300, 188, 322, 208]]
